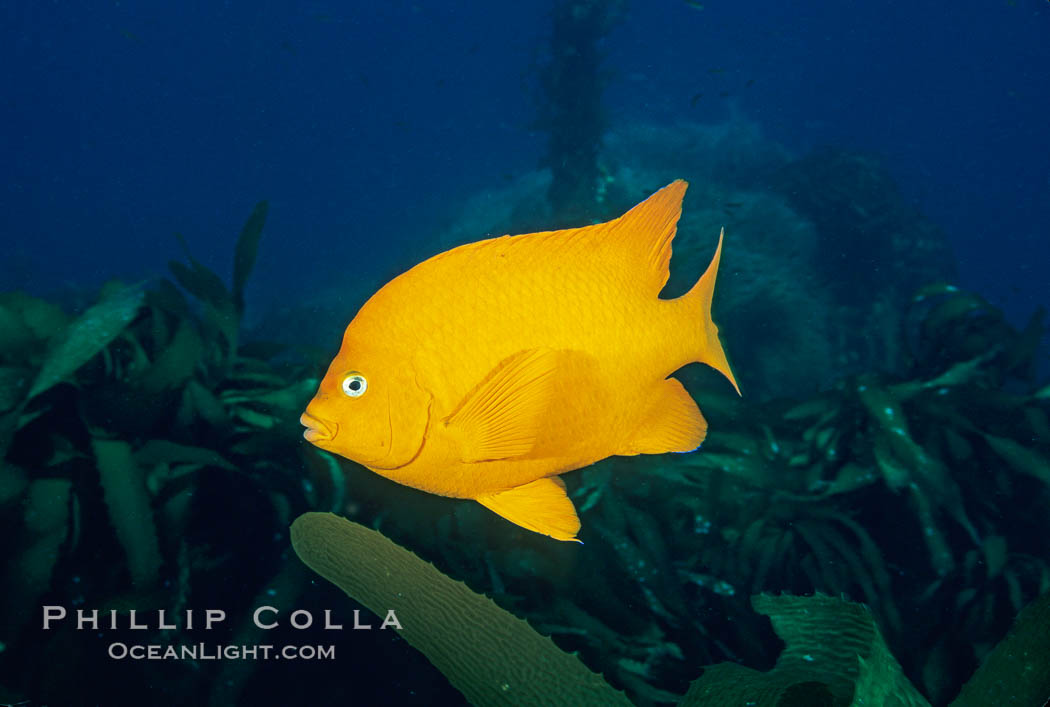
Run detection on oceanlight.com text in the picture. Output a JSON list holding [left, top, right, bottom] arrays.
[[108, 642, 336, 661]]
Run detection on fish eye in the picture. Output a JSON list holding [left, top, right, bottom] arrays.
[[341, 373, 367, 398]]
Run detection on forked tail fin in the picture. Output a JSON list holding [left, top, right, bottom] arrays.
[[685, 228, 740, 395]]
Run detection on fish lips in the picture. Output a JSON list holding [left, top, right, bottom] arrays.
[[300, 412, 337, 443]]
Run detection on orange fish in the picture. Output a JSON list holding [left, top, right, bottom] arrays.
[[301, 180, 738, 541]]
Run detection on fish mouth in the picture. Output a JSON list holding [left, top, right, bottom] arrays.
[[300, 412, 337, 443]]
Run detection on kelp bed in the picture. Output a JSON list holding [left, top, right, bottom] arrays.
[[0, 203, 1048, 707]]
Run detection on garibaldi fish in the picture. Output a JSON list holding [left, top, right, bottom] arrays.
[[301, 180, 738, 541]]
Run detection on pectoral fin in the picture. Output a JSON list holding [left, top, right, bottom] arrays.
[[476, 476, 582, 542], [445, 348, 559, 463], [621, 377, 707, 455]]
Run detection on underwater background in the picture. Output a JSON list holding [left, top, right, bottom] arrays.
[[2, 1, 1049, 705]]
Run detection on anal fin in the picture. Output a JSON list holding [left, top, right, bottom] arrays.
[[476, 476, 581, 543], [622, 377, 707, 455]]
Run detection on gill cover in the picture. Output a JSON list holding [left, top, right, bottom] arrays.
[[369, 365, 431, 470]]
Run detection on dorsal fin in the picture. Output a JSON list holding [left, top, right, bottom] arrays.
[[441, 181, 687, 296], [606, 180, 688, 295]]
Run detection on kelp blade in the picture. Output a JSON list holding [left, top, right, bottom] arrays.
[[681, 593, 929, 707], [232, 200, 268, 313], [27, 284, 144, 399], [290, 512, 630, 707], [950, 590, 1050, 706]]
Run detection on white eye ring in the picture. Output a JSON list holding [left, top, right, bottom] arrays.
[[341, 373, 367, 398]]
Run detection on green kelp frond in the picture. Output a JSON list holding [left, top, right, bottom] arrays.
[[0, 200, 337, 704], [290, 512, 631, 707], [950, 590, 1050, 706], [92, 437, 163, 588], [979, 432, 1050, 486], [168, 247, 239, 360], [27, 282, 144, 399], [0, 366, 30, 413], [0, 478, 71, 642], [167, 199, 268, 360], [0, 291, 70, 363], [136, 318, 204, 393], [232, 200, 268, 315], [681, 594, 929, 707]]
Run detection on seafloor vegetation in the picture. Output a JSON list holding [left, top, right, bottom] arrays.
[[1, 143, 1048, 706]]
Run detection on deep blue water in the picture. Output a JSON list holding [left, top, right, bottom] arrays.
[[3, 1, 1048, 325]]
